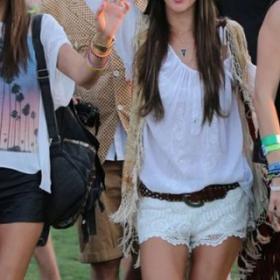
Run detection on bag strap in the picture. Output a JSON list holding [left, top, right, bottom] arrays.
[[32, 14, 60, 142]]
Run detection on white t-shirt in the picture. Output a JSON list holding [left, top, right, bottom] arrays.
[[0, 14, 75, 193]]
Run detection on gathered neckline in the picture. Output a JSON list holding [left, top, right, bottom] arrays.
[[168, 45, 232, 75]]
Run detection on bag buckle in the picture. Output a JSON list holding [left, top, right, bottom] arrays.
[[38, 68, 49, 80]]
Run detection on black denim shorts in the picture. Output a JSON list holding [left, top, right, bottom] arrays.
[[0, 168, 47, 223]]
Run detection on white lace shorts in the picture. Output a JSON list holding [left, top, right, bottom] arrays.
[[137, 187, 249, 250]]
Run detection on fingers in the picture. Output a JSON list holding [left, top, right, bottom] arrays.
[[105, 0, 130, 13], [96, 2, 106, 18], [268, 198, 280, 231], [122, 0, 130, 12]]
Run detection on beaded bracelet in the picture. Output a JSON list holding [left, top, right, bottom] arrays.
[[261, 134, 280, 147], [268, 161, 280, 172]]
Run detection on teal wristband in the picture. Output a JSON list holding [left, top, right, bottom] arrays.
[[261, 134, 280, 147], [264, 143, 280, 154]]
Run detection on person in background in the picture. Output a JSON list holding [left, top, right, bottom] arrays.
[[0, 1, 129, 279], [242, 1, 280, 279], [34, 236, 61, 280], [41, 1, 146, 279]]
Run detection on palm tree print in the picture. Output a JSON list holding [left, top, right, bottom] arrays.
[[22, 103, 31, 151], [0, 38, 40, 154], [16, 92, 24, 148]]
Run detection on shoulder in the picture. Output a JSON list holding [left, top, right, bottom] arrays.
[[41, 13, 62, 30], [225, 18, 246, 36], [262, 1, 280, 34], [39, 14, 69, 47]]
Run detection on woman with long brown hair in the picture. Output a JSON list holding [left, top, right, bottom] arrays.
[[112, 0, 259, 279], [0, 0, 129, 278]]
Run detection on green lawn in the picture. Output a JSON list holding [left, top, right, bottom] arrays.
[[26, 227, 239, 280], [26, 227, 90, 280]]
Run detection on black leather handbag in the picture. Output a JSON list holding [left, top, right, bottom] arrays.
[[32, 15, 104, 240]]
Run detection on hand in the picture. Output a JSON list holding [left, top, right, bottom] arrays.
[[96, 0, 130, 42], [268, 178, 280, 231], [72, 97, 81, 105]]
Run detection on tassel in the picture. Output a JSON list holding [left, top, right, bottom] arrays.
[[238, 219, 280, 279]]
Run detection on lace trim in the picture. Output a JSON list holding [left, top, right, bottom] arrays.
[[139, 232, 246, 251], [192, 232, 246, 249]]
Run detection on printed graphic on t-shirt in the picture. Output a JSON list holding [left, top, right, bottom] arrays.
[[0, 38, 40, 153]]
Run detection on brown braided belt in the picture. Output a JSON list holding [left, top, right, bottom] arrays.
[[139, 182, 239, 207]]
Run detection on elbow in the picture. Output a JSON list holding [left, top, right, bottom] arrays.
[[78, 81, 92, 90], [76, 76, 98, 90]]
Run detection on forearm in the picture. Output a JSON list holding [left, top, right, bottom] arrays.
[[255, 93, 280, 163], [254, 4, 280, 164], [57, 34, 113, 89]]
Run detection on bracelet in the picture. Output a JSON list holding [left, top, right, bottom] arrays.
[[93, 32, 115, 48], [262, 143, 280, 155], [90, 34, 114, 58], [87, 49, 108, 71], [261, 134, 280, 147], [267, 172, 280, 180], [91, 46, 112, 58], [270, 185, 280, 192], [268, 161, 280, 172]]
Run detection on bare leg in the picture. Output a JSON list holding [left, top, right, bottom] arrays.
[[0, 223, 43, 280], [140, 237, 188, 280], [190, 237, 241, 280], [122, 255, 141, 280], [34, 235, 61, 280], [91, 258, 121, 280]]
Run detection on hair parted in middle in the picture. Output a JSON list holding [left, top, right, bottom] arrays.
[[137, 0, 225, 124]]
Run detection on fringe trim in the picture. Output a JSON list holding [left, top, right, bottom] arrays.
[[111, 171, 139, 257], [239, 226, 280, 279], [111, 119, 144, 258]]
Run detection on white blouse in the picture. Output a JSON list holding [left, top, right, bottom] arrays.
[[139, 46, 253, 194]]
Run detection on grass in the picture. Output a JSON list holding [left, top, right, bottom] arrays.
[[25, 227, 239, 280], [26, 227, 90, 280]]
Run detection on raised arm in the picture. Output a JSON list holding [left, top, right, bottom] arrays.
[[254, 1, 280, 225], [56, 0, 130, 89]]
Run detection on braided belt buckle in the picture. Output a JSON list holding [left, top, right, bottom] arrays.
[[183, 194, 205, 208]]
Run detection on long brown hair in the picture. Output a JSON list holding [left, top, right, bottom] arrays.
[[1, 0, 30, 80], [137, 0, 225, 124]]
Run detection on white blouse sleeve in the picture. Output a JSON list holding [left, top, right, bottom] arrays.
[[41, 14, 75, 109]]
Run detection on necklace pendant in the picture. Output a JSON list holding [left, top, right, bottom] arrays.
[[181, 49, 187, 57]]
